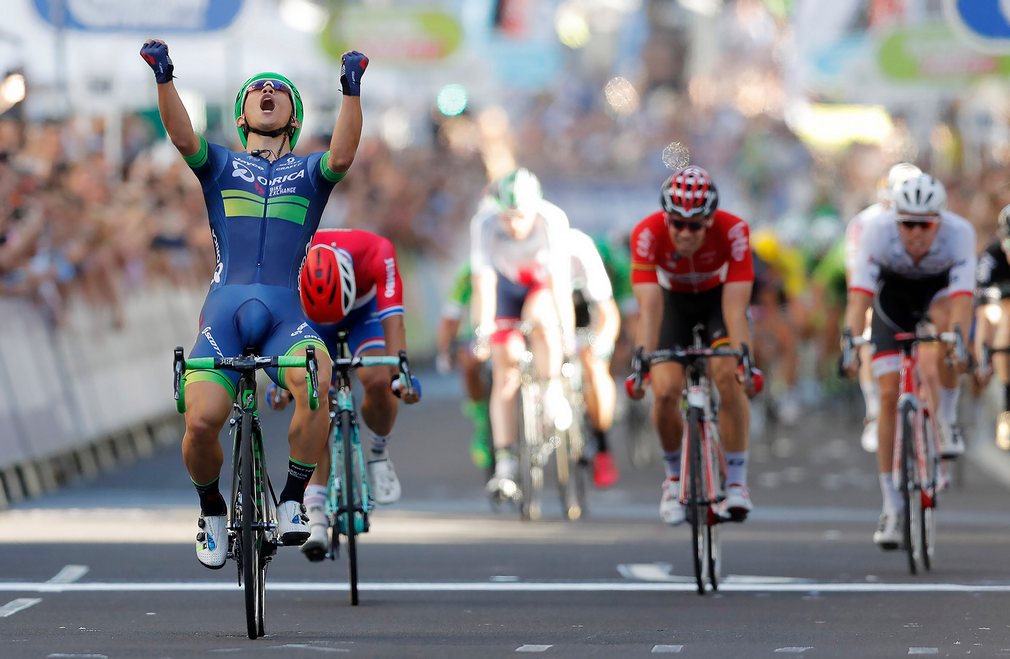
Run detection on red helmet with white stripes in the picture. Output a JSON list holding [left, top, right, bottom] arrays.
[[300, 244, 356, 324], [660, 166, 719, 219]]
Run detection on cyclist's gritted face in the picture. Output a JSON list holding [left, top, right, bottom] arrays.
[[500, 207, 537, 240], [240, 79, 295, 136], [665, 211, 711, 257], [896, 214, 939, 260]]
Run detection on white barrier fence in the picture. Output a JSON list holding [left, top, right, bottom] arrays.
[[0, 287, 204, 505]]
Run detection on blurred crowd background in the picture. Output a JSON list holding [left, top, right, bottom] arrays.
[[3, 0, 1010, 348]]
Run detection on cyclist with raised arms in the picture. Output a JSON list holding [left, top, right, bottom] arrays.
[[845, 162, 922, 452], [470, 168, 576, 497], [974, 204, 1010, 450], [570, 228, 622, 488], [628, 166, 757, 524], [276, 228, 422, 560], [841, 172, 974, 550], [140, 39, 366, 569]]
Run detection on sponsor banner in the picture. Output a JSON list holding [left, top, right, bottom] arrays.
[[943, 0, 1010, 53], [320, 7, 463, 63], [32, 0, 243, 32]]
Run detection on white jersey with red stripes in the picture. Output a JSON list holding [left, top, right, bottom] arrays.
[[309, 228, 404, 321], [844, 202, 886, 276], [848, 208, 976, 298], [469, 197, 571, 287]]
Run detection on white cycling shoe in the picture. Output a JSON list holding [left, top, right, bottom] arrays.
[[939, 423, 966, 459], [720, 483, 753, 522], [659, 478, 685, 526], [277, 500, 310, 546], [195, 515, 228, 570], [300, 504, 329, 562], [367, 453, 402, 504], [861, 417, 878, 453], [873, 509, 902, 550]]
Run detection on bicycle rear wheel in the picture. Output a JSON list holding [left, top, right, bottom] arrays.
[[338, 410, 360, 605], [686, 408, 708, 595], [239, 413, 262, 638], [519, 383, 544, 521], [556, 412, 586, 521], [898, 400, 920, 575]]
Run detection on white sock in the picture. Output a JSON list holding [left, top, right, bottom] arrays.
[[879, 473, 901, 513], [939, 386, 959, 425], [370, 433, 389, 455], [304, 484, 326, 510]]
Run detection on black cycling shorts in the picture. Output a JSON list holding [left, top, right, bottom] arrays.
[[659, 285, 729, 350]]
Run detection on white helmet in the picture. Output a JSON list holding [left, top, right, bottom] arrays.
[[892, 173, 946, 217], [877, 162, 922, 203]]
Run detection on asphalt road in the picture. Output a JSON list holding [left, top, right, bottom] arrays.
[[2, 372, 1010, 657]]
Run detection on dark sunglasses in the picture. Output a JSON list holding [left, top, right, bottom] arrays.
[[245, 79, 292, 96], [897, 219, 937, 231], [668, 218, 707, 232]]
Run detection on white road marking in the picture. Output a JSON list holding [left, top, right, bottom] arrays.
[[775, 648, 813, 654], [273, 645, 348, 653], [46, 655, 109, 658], [0, 581, 1009, 593], [0, 597, 41, 617], [47, 565, 89, 584], [516, 645, 552, 653], [651, 645, 684, 653], [908, 649, 938, 655]]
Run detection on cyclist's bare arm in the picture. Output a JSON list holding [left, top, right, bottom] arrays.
[[436, 315, 462, 356], [721, 281, 753, 351], [843, 290, 873, 338], [471, 268, 497, 335], [593, 297, 622, 349], [327, 95, 362, 173], [380, 314, 419, 404], [633, 282, 663, 353], [152, 58, 200, 157]]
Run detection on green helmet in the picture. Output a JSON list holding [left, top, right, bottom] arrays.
[[234, 72, 304, 149], [491, 168, 542, 213]]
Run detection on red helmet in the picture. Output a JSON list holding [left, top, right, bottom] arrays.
[[300, 244, 356, 324], [660, 166, 719, 219]]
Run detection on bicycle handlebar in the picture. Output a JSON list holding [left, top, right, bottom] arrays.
[[173, 346, 320, 413]]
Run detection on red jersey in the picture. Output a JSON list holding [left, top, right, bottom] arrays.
[[630, 210, 753, 293], [309, 229, 404, 320]]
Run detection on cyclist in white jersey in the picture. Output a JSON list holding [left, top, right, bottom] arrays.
[[569, 228, 622, 488], [470, 168, 575, 496], [841, 173, 974, 549], [844, 163, 921, 453]]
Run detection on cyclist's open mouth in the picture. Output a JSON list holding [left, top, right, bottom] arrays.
[[260, 96, 276, 112]]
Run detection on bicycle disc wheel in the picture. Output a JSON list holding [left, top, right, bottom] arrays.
[[339, 410, 359, 606], [239, 413, 261, 638], [898, 400, 919, 575], [519, 383, 543, 521], [687, 408, 707, 595]]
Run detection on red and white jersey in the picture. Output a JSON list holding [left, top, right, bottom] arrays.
[[630, 210, 754, 293], [848, 209, 976, 298], [309, 229, 404, 320]]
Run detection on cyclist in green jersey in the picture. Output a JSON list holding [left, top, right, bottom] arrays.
[[436, 261, 493, 470]]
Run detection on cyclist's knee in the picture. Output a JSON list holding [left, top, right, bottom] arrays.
[[359, 367, 394, 401]]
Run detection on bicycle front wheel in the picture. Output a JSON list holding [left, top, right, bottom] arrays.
[[704, 422, 724, 591], [898, 400, 920, 575], [338, 409, 360, 606], [686, 408, 708, 595], [519, 383, 544, 521], [920, 410, 939, 571], [239, 413, 262, 638]]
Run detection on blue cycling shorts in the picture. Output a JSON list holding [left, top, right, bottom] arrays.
[[312, 296, 387, 359]]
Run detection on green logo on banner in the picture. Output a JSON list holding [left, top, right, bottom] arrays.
[[878, 22, 1010, 82], [321, 8, 463, 64]]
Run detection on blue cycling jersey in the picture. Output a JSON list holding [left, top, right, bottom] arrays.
[[184, 136, 345, 289]]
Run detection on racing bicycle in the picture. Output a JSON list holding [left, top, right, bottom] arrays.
[[173, 346, 319, 639]]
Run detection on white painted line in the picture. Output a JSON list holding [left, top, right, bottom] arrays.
[[1, 580, 1010, 593], [652, 645, 684, 653], [618, 563, 679, 582], [908, 649, 938, 656], [47, 565, 89, 584], [775, 648, 813, 654], [0, 597, 41, 617], [516, 645, 552, 653], [46, 655, 108, 658], [272, 644, 348, 653]]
